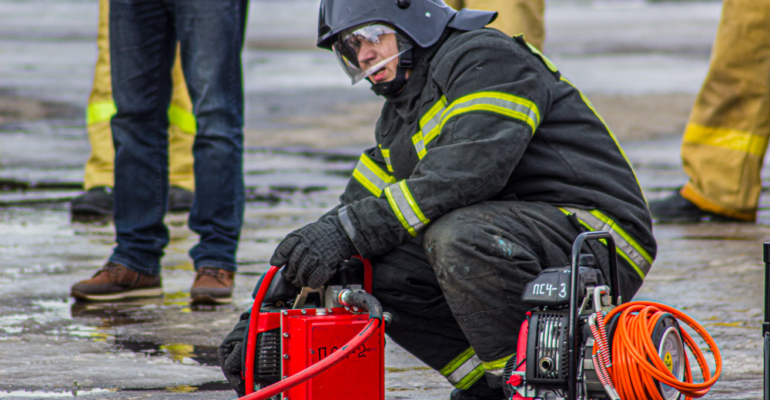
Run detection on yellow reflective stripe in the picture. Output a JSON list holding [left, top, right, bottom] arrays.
[[438, 347, 485, 390], [440, 347, 476, 376], [588, 210, 654, 266], [454, 363, 485, 390], [439, 91, 540, 136], [683, 123, 768, 157], [412, 132, 427, 159], [481, 354, 514, 374], [168, 104, 196, 134], [385, 186, 416, 236], [379, 146, 394, 172], [411, 97, 448, 159], [353, 153, 396, 197], [560, 77, 646, 204], [420, 96, 448, 144], [86, 101, 117, 125], [87, 102, 196, 135], [384, 181, 430, 237], [420, 95, 448, 133], [526, 41, 558, 73], [558, 207, 651, 279], [400, 181, 429, 224]]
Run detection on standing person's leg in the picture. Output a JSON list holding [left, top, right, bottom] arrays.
[[75, 0, 116, 217], [109, 0, 176, 275], [71, 0, 175, 301], [76, 0, 195, 218], [173, 0, 246, 304], [167, 45, 196, 210], [371, 237, 503, 399], [445, 0, 546, 51], [653, 0, 770, 222]]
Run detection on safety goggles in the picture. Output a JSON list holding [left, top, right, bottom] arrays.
[[332, 23, 413, 85]]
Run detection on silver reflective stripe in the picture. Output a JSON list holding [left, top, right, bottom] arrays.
[[352, 153, 395, 197], [447, 355, 482, 385], [563, 207, 652, 278], [445, 96, 539, 133], [421, 105, 446, 144], [412, 132, 427, 159], [338, 206, 363, 255], [381, 147, 394, 172], [387, 182, 427, 234], [384, 154, 393, 172], [412, 98, 447, 158]]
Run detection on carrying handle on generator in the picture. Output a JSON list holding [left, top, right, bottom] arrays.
[[568, 231, 618, 400]]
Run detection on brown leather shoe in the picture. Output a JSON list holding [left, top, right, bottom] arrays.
[[71, 262, 163, 301], [190, 267, 235, 305]]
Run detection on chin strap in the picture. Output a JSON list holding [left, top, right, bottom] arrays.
[[370, 47, 415, 98]]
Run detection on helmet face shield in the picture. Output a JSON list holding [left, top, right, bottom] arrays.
[[332, 23, 413, 85]]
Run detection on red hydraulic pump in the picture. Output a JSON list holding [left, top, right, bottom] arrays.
[[238, 258, 387, 400]]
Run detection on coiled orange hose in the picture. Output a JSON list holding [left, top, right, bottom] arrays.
[[602, 301, 722, 400]]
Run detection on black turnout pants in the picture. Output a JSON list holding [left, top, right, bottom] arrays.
[[370, 201, 642, 396]]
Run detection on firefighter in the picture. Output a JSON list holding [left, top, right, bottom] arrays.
[[443, 0, 545, 51], [71, 0, 195, 219], [649, 0, 770, 223], [219, 1, 656, 398]]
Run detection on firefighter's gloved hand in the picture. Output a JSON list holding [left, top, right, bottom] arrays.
[[271, 216, 357, 289], [218, 312, 249, 397]]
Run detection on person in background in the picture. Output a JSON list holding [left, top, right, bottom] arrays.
[[444, 0, 545, 50], [71, 0, 195, 219], [70, 0, 248, 306], [649, 0, 770, 223]]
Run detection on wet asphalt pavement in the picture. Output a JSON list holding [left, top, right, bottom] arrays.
[[0, 0, 765, 399]]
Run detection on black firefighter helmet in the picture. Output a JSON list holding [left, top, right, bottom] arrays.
[[317, 0, 497, 96]]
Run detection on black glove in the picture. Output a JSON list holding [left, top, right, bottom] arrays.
[[218, 312, 250, 397], [270, 216, 357, 289]]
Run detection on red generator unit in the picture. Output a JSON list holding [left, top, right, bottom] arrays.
[[242, 264, 386, 400]]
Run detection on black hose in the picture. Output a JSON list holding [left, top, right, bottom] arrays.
[[339, 290, 383, 323]]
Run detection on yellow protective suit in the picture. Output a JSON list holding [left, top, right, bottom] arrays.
[[679, 0, 770, 222], [443, 0, 545, 51], [84, 0, 196, 192]]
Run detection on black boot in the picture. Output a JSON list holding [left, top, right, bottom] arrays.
[[71, 186, 113, 218], [450, 378, 505, 400], [168, 185, 194, 212], [648, 189, 743, 223], [450, 388, 505, 400]]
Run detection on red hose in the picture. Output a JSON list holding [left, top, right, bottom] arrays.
[[244, 265, 280, 395], [239, 318, 381, 400]]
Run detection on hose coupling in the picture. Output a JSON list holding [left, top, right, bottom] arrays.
[[383, 312, 392, 326], [338, 289, 354, 307]]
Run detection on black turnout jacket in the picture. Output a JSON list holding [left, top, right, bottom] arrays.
[[335, 28, 656, 281]]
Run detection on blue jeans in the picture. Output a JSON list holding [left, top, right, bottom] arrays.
[[108, 0, 247, 275]]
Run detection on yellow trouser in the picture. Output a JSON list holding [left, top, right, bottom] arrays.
[[444, 0, 546, 51], [84, 0, 196, 192], [680, 0, 770, 222]]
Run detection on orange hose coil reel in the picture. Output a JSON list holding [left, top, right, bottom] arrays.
[[596, 301, 723, 400]]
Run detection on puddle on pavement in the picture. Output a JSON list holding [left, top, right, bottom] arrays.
[[0, 297, 223, 367], [120, 381, 231, 393], [1, 147, 354, 207], [0, 91, 81, 127], [0, 389, 113, 398]]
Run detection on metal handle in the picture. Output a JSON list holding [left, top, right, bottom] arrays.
[[568, 231, 618, 400]]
